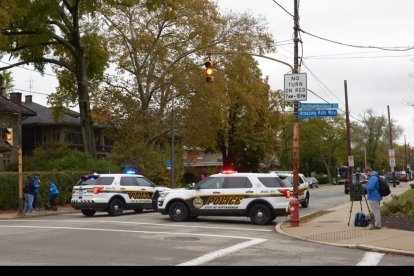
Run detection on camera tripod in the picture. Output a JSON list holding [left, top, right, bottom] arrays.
[[347, 182, 372, 226]]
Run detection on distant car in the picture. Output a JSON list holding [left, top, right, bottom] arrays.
[[385, 172, 400, 185], [344, 173, 367, 194], [270, 171, 310, 208], [305, 177, 319, 188], [71, 173, 169, 217]]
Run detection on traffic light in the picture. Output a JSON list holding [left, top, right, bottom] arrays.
[[4, 128, 13, 146], [205, 61, 213, 82]]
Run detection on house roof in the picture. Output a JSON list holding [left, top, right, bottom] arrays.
[[21, 101, 81, 125], [0, 96, 36, 116]]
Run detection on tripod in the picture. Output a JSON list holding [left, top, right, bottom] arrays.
[[347, 182, 372, 226]]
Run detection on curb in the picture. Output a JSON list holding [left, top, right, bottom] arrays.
[[275, 218, 414, 258]]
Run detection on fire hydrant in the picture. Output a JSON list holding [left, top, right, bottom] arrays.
[[289, 197, 300, 227]]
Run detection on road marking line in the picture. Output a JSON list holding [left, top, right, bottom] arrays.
[[177, 238, 266, 266], [356, 252, 384, 266], [0, 225, 266, 240], [1, 219, 273, 232]]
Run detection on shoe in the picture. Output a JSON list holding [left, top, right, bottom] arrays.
[[368, 225, 381, 230]]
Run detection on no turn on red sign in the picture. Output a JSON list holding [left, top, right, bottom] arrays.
[[284, 73, 307, 102]]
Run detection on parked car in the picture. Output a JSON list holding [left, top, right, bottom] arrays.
[[305, 177, 319, 188], [270, 171, 310, 208], [71, 173, 169, 217], [385, 172, 400, 185], [344, 173, 367, 194], [158, 172, 291, 225]]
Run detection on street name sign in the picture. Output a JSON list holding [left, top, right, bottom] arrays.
[[300, 103, 338, 109], [284, 73, 307, 102], [298, 109, 337, 118]]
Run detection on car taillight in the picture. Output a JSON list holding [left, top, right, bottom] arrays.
[[278, 189, 291, 198], [93, 187, 104, 194]]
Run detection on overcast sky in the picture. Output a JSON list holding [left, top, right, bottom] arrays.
[[3, 0, 414, 148]]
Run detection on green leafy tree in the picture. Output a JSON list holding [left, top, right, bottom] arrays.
[[0, 70, 14, 97], [0, 0, 111, 156], [93, 0, 276, 172], [299, 116, 347, 182]]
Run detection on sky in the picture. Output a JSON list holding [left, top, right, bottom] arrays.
[[2, 0, 414, 147]]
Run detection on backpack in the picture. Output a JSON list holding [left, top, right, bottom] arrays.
[[354, 212, 369, 227], [377, 176, 391, 197]]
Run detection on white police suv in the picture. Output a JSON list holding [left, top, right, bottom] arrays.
[[270, 171, 310, 208], [157, 171, 292, 225], [71, 173, 169, 217]]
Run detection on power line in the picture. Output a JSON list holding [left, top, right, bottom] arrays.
[[13, 87, 50, 96], [304, 54, 414, 60], [271, 0, 293, 17], [300, 28, 414, 52], [0, 61, 56, 77]]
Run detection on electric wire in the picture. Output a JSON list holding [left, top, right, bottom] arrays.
[[0, 61, 56, 77], [300, 28, 414, 52], [271, 0, 293, 17]]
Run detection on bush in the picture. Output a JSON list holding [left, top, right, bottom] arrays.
[[316, 176, 329, 184], [0, 171, 89, 210], [382, 189, 414, 217]]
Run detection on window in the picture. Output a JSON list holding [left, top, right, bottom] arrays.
[[223, 177, 252, 189], [136, 177, 154, 187], [199, 177, 223, 189], [65, 132, 83, 145], [121, 177, 137, 186], [77, 177, 114, 186], [259, 177, 291, 188]]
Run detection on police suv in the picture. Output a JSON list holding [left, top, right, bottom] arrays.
[[270, 171, 310, 208], [71, 173, 169, 217], [157, 172, 292, 225]]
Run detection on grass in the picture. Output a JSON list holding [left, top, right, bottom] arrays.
[[381, 189, 414, 217]]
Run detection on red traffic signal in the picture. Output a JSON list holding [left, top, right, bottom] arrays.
[[205, 61, 213, 82]]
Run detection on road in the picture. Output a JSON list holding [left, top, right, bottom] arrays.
[[0, 185, 412, 265]]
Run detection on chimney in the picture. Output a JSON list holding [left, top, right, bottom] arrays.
[[10, 92, 22, 105], [25, 95, 33, 103]]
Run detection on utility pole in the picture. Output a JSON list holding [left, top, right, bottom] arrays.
[[17, 112, 23, 213], [290, 0, 301, 226], [387, 105, 396, 188], [344, 81, 354, 201], [404, 136, 407, 173], [170, 94, 175, 189]]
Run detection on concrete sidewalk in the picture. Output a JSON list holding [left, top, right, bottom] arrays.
[[0, 206, 79, 220], [276, 181, 414, 257]]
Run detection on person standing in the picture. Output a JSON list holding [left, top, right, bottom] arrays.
[[47, 180, 59, 211], [363, 167, 382, 230], [32, 174, 40, 211], [23, 175, 35, 213]]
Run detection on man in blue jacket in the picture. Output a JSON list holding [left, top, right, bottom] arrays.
[[46, 180, 59, 211], [363, 167, 382, 230]]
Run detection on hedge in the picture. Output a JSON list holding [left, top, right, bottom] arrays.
[[0, 171, 90, 210]]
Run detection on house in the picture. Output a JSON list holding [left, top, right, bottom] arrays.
[[0, 92, 36, 171], [17, 93, 113, 158]]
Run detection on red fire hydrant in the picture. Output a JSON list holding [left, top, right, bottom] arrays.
[[289, 197, 300, 227]]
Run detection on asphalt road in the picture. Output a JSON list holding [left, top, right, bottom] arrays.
[[0, 185, 412, 266]]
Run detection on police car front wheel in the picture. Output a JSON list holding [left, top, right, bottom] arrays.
[[81, 209, 96, 217], [168, 202, 189, 222], [249, 204, 272, 225]]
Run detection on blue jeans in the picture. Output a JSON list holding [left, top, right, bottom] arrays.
[[32, 192, 38, 209], [24, 193, 34, 212]]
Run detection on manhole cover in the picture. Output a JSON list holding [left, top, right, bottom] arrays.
[[164, 237, 200, 242]]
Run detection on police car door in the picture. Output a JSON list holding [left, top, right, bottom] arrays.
[[197, 176, 253, 216], [135, 176, 157, 209]]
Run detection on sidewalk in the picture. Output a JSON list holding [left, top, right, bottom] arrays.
[[276, 181, 414, 257], [0, 206, 79, 220]]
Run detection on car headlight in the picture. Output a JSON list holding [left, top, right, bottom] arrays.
[[159, 191, 170, 198]]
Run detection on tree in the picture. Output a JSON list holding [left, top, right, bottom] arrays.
[[0, 70, 14, 97], [299, 116, 347, 182], [0, 0, 111, 156], [93, 0, 276, 172], [352, 109, 403, 171]]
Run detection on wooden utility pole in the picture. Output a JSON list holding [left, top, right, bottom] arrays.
[[344, 81, 353, 201], [387, 105, 396, 187]]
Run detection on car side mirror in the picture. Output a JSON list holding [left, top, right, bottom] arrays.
[[187, 183, 195, 189]]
